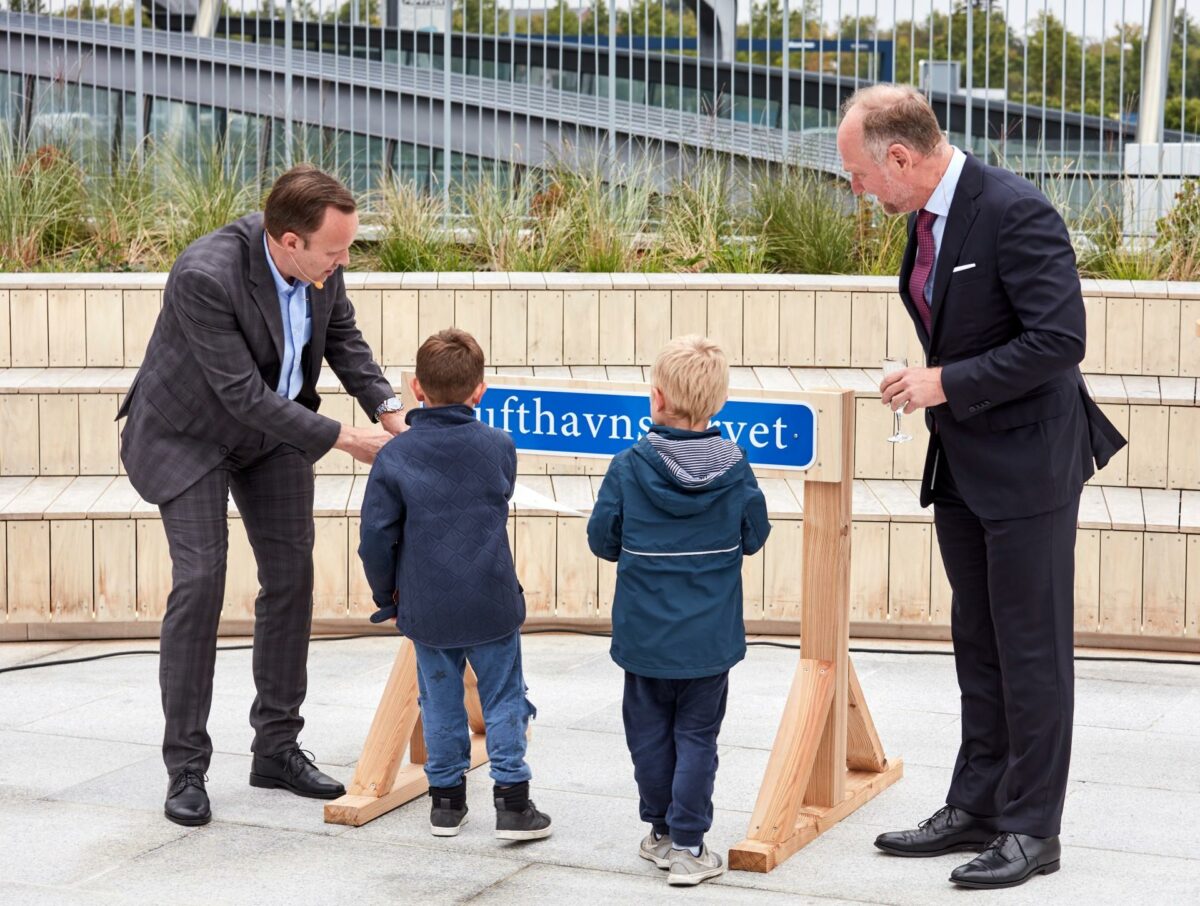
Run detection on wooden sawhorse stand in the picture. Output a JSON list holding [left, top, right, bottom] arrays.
[[729, 389, 904, 872], [324, 639, 489, 827]]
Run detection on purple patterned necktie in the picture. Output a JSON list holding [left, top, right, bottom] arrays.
[[908, 209, 937, 334]]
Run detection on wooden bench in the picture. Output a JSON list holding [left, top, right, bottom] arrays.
[[2, 474, 1196, 649]]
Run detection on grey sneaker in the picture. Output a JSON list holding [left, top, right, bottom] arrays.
[[639, 831, 672, 869], [667, 845, 726, 886]]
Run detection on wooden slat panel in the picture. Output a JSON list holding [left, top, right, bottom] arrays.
[[634, 290, 671, 364], [122, 290, 161, 368], [779, 290, 816, 366], [1102, 487, 1145, 530], [1142, 297, 1180, 377], [346, 289, 383, 367], [599, 290, 635, 365], [6, 520, 49, 622], [94, 519, 137, 622], [417, 289, 455, 344], [865, 479, 928, 521], [313, 516, 349, 619], [381, 289, 420, 366], [0, 290, 9, 367], [527, 290, 564, 365], [707, 290, 744, 365], [1142, 532, 1186, 637], [814, 291, 851, 367], [0, 516, 5, 617], [886, 292, 925, 367], [315, 394, 354, 475], [891, 406, 929, 481], [1180, 298, 1200, 377], [1127, 404, 1169, 488], [888, 522, 931, 622], [1093, 404, 1129, 486], [39, 394, 79, 476], [1168, 407, 1200, 490], [763, 519, 803, 620], [79, 394, 120, 475], [1078, 485, 1112, 529], [555, 517, 597, 617], [490, 290, 529, 366], [1080, 296, 1107, 373], [1, 476, 71, 518], [10, 290, 48, 367], [849, 522, 888, 622], [0, 394, 40, 476], [743, 290, 780, 365], [50, 520, 93, 621], [563, 290, 600, 365], [1188, 536, 1200, 637], [742, 542, 765, 622], [1122, 375, 1161, 403], [90, 476, 142, 518], [453, 290, 491, 360], [515, 516, 556, 616], [851, 480, 887, 521], [1074, 529, 1101, 633], [1099, 531, 1143, 635], [850, 292, 888, 368], [670, 289, 707, 338], [854, 399, 893, 479], [1159, 377, 1196, 405], [44, 477, 113, 519], [1105, 297, 1143, 374], [47, 289, 86, 367], [347, 516, 376, 618], [85, 289, 124, 366]]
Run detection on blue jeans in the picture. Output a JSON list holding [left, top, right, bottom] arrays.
[[412, 630, 535, 789], [622, 670, 729, 849]]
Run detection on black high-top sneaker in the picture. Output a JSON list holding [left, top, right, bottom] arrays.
[[493, 781, 552, 841], [429, 780, 469, 837]]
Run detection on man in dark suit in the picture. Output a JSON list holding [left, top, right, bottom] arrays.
[[836, 85, 1125, 889], [119, 165, 405, 827]]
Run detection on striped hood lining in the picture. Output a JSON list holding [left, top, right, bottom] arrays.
[[645, 431, 744, 487]]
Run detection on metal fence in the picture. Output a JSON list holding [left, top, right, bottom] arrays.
[[0, 0, 1196, 210]]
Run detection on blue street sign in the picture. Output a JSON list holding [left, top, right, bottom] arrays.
[[474, 385, 817, 471]]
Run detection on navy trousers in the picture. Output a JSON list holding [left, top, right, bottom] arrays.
[[622, 670, 729, 848]]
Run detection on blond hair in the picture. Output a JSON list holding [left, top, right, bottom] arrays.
[[840, 84, 945, 162], [651, 335, 729, 424]]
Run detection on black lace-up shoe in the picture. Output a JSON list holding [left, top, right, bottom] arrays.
[[165, 769, 211, 826], [950, 832, 1061, 889], [493, 781, 552, 841], [429, 780, 469, 837], [249, 745, 345, 799], [874, 805, 995, 857]]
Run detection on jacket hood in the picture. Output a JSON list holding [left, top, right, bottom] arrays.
[[629, 425, 746, 517]]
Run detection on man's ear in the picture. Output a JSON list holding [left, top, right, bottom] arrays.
[[888, 143, 912, 171], [469, 382, 487, 406], [410, 376, 426, 403]]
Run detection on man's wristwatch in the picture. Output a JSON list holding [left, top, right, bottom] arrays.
[[374, 397, 403, 419]]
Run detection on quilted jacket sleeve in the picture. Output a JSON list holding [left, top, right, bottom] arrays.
[[358, 451, 406, 611]]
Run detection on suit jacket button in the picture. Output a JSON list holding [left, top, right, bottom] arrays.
[[930, 356, 940, 365], [219, 445, 229, 454]]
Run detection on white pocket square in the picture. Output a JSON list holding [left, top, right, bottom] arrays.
[[953, 263, 977, 273]]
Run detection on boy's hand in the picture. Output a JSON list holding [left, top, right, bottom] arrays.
[[368, 590, 399, 624]]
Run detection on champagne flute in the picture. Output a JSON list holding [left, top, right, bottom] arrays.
[[882, 357, 912, 444]]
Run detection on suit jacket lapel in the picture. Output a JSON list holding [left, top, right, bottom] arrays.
[[249, 226, 286, 365], [928, 153, 984, 339]]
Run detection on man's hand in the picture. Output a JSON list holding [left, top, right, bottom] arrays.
[[334, 425, 390, 465], [379, 411, 407, 436], [880, 366, 947, 414]]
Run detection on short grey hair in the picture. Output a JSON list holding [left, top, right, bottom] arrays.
[[840, 84, 946, 162]]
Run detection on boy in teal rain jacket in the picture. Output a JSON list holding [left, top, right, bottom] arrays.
[[587, 335, 771, 887]]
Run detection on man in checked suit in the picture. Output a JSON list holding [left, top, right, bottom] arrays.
[[119, 166, 406, 827], [836, 86, 1126, 889]]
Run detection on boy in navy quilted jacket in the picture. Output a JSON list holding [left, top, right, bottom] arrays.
[[357, 328, 550, 842], [588, 335, 771, 886]]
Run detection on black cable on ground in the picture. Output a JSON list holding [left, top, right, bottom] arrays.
[[1, 627, 1197, 675]]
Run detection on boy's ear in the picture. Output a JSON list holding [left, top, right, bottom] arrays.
[[410, 376, 426, 403], [650, 386, 665, 411], [469, 381, 487, 406]]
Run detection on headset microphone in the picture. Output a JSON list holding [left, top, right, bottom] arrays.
[[286, 248, 326, 290]]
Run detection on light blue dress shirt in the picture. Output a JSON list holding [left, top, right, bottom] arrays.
[[917, 145, 967, 306], [263, 233, 313, 400]]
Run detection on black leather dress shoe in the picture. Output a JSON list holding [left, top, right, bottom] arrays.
[[950, 832, 1061, 889], [874, 805, 995, 857], [249, 745, 346, 800], [165, 769, 211, 827]]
